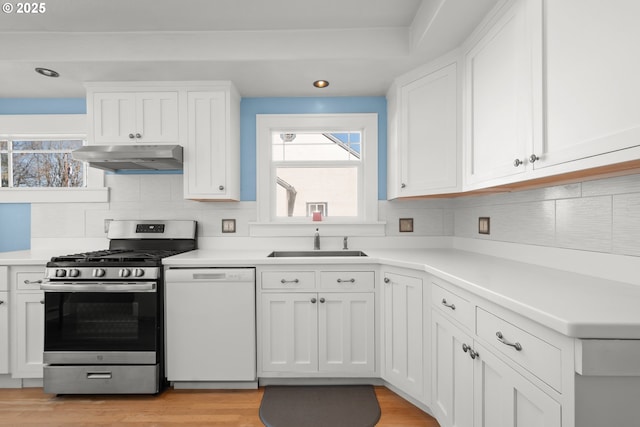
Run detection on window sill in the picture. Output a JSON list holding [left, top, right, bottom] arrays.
[[0, 188, 109, 203], [249, 221, 386, 237]]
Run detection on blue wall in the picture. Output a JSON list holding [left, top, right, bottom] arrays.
[[0, 96, 387, 251], [0, 204, 30, 252]]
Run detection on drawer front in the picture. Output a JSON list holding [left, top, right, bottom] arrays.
[[431, 281, 475, 331], [319, 271, 374, 290], [16, 269, 46, 291], [477, 307, 562, 392], [261, 271, 315, 290]]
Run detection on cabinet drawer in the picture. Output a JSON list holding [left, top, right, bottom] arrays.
[[319, 271, 374, 290], [261, 271, 315, 290], [16, 269, 45, 291], [431, 281, 474, 331], [477, 307, 562, 392]]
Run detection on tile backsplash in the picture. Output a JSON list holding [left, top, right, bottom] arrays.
[[451, 173, 640, 257], [29, 172, 640, 257]]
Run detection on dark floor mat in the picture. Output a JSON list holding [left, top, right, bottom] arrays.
[[259, 385, 381, 427]]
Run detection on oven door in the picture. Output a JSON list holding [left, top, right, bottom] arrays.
[[42, 281, 159, 365]]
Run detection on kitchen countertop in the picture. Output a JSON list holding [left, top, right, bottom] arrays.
[[0, 249, 61, 265], [164, 248, 640, 340]]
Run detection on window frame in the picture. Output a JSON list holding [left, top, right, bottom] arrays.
[[0, 115, 108, 203], [253, 113, 383, 236]]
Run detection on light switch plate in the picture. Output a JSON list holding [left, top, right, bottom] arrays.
[[222, 219, 236, 233], [479, 217, 490, 235]]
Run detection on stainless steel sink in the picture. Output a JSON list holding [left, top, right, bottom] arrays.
[[267, 250, 368, 257]]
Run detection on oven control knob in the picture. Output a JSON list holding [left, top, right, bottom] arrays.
[[133, 268, 145, 278], [69, 268, 80, 278], [93, 268, 106, 278], [119, 268, 132, 278], [55, 269, 67, 277]]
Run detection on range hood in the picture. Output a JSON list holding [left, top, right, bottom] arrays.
[[72, 145, 183, 171]]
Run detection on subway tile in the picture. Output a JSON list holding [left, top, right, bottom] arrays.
[[556, 196, 612, 252], [582, 173, 640, 197], [613, 193, 640, 256], [105, 175, 141, 202]]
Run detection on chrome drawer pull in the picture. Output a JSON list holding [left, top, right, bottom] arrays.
[[441, 298, 456, 310], [280, 279, 300, 284], [496, 331, 522, 351], [87, 372, 112, 380], [24, 279, 43, 285], [336, 278, 355, 283]]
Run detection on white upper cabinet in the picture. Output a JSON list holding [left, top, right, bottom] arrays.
[[462, 0, 640, 190], [537, 0, 640, 170], [388, 54, 460, 199], [183, 85, 240, 201], [463, 0, 540, 189], [88, 88, 180, 145]]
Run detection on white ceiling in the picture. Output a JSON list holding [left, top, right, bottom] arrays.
[[0, 0, 498, 98]]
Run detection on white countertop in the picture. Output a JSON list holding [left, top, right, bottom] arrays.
[[163, 248, 640, 340], [2, 247, 638, 339]]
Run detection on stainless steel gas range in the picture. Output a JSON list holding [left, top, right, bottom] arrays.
[[40, 220, 197, 395]]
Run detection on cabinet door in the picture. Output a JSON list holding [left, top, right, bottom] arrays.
[[91, 92, 137, 144], [135, 92, 179, 144], [185, 91, 235, 200], [398, 62, 458, 196], [165, 280, 256, 381], [13, 292, 44, 378], [431, 310, 474, 427], [539, 0, 640, 169], [0, 292, 8, 374], [261, 293, 318, 373], [464, 0, 533, 186], [318, 292, 375, 374], [383, 272, 424, 399], [474, 343, 561, 427]]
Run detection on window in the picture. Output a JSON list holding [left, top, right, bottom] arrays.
[[0, 114, 108, 203], [255, 113, 380, 234], [1, 139, 86, 188]]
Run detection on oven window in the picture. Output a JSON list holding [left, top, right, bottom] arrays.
[[44, 292, 158, 352]]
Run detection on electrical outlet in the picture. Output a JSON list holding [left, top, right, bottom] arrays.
[[478, 217, 490, 235]]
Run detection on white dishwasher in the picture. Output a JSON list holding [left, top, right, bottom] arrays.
[[164, 267, 256, 388]]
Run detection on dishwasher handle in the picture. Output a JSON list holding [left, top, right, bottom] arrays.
[[165, 268, 255, 283]]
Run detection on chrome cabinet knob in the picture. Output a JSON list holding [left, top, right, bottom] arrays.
[[319, 297, 326, 303], [514, 158, 524, 167], [310, 297, 317, 304], [135, 133, 142, 139], [384, 277, 390, 283], [401, 183, 406, 188], [219, 185, 225, 191], [529, 154, 539, 163], [129, 133, 135, 139]]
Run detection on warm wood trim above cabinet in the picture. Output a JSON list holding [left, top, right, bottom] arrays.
[[395, 159, 640, 200]]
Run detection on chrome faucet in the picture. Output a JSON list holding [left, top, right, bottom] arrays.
[[343, 236, 349, 250], [314, 228, 320, 250]]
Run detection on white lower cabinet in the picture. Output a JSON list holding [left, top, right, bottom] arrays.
[[0, 291, 8, 374], [473, 342, 561, 427], [9, 265, 46, 380], [431, 279, 563, 427], [381, 270, 429, 403], [13, 292, 44, 379], [260, 292, 375, 375], [258, 266, 376, 377]]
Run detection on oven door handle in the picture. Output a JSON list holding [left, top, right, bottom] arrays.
[[40, 281, 157, 292]]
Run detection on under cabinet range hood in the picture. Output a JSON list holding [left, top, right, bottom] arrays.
[[72, 144, 183, 171]]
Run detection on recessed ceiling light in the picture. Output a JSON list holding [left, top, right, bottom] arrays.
[[313, 80, 329, 88], [35, 67, 60, 78]]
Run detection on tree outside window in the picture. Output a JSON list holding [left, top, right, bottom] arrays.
[[0, 139, 86, 188]]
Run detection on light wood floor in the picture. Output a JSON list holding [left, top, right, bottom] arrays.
[[0, 386, 440, 426]]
